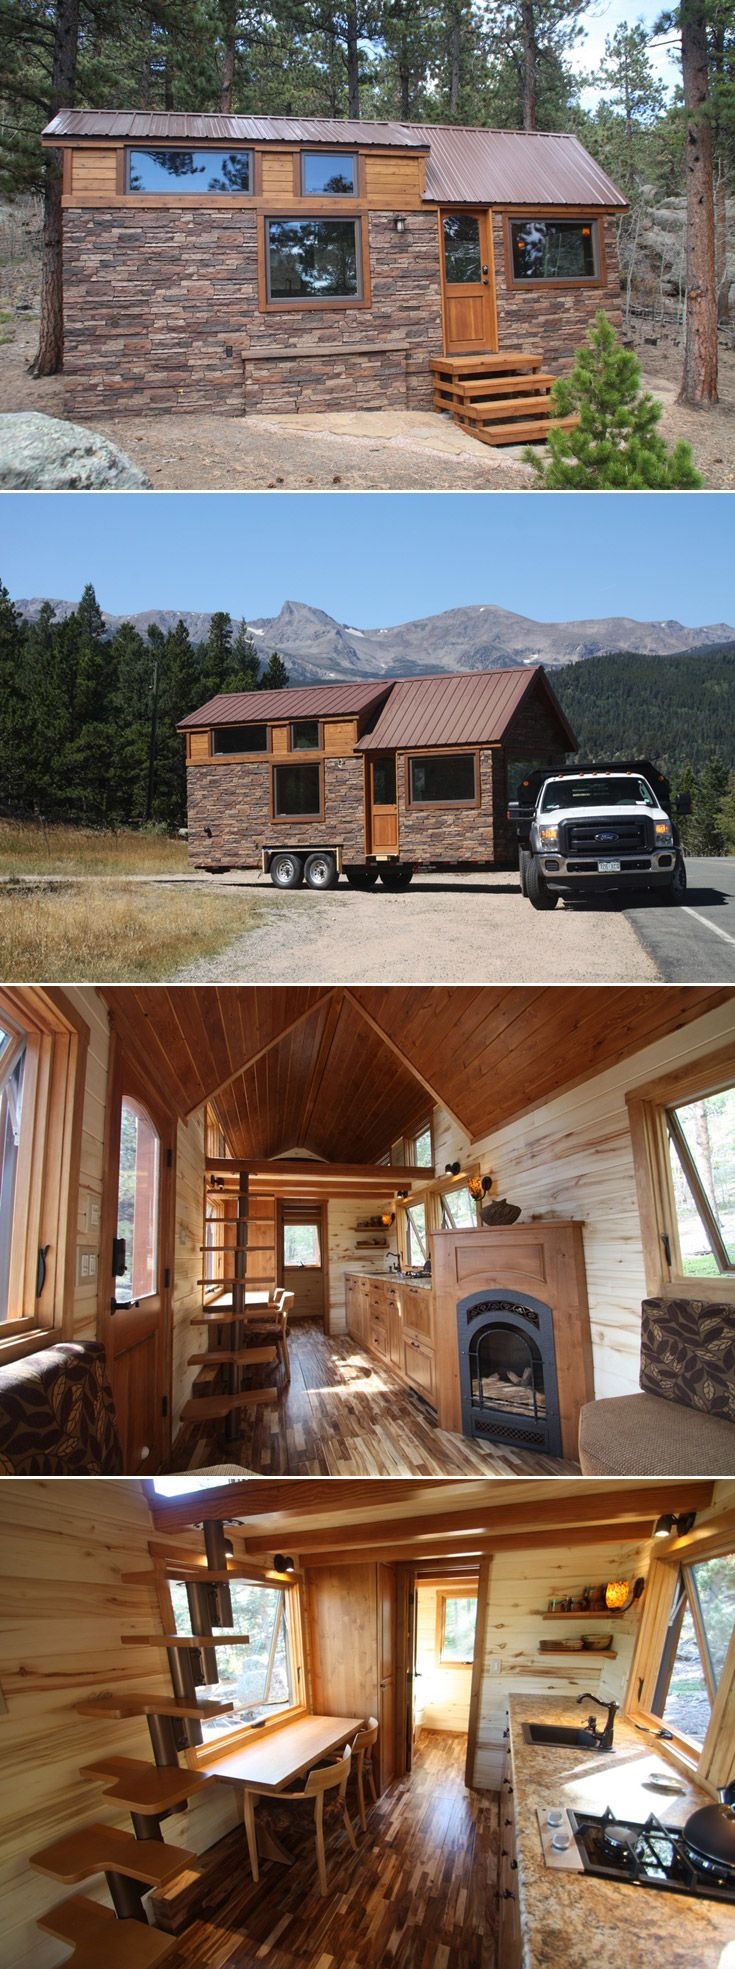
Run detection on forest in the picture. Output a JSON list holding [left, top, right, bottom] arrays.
[[1, 0, 733, 404], [1, 580, 734, 855]]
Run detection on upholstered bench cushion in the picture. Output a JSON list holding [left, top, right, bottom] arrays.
[[639, 1297, 735, 1421], [0, 1340, 122, 1474], [579, 1391, 735, 1476]]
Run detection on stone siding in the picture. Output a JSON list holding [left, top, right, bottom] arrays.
[[395, 749, 501, 864], [186, 755, 367, 866], [62, 207, 442, 417], [492, 214, 623, 370]]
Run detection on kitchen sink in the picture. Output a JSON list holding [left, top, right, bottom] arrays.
[[521, 1722, 601, 1749]]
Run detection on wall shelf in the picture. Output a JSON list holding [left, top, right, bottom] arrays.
[[540, 1609, 628, 1620], [538, 1643, 618, 1659]]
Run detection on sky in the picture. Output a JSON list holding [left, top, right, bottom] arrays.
[[2, 493, 732, 631], [571, 0, 680, 105]]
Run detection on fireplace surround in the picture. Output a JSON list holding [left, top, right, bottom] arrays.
[[457, 1288, 562, 1456]]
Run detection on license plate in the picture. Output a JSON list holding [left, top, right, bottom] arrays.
[[598, 859, 621, 873]]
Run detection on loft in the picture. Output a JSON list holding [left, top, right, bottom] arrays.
[[2, 1473, 734, 1969], [0, 982, 733, 1480]]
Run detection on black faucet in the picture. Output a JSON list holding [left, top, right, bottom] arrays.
[[576, 1693, 618, 1752]]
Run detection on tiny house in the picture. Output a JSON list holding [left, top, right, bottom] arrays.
[[2, 1474, 734, 1969], [42, 111, 627, 436], [0, 982, 733, 1480], [178, 668, 577, 883]]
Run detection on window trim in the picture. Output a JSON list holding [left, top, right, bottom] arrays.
[[290, 720, 322, 754], [503, 210, 605, 291], [405, 750, 480, 811], [301, 149, 358, 197], [149, 1549, 307, 1762], [626, 1043, 735, 1300], [626, 1512, 735, 1793], [0, 987, 89, 1363], [270, 759, 325, 823], [436, 1584, 479, 1666], [260, 213, 370, 311], [212, 725, 270, 758], [125, 144, 255, 197]]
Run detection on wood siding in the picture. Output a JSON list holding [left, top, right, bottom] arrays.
[[70, 148, 118, 196], [0, 1480, 238, 1969], [363, 152, 424, 209], [260, 151, 296, 197], [187, 731, 210, 763], [324, 719, 358, 755]]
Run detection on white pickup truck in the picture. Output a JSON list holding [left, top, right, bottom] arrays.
[[508, 759, 691, 911]]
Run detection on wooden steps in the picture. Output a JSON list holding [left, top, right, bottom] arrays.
[[187, 1345, 278, 1367], [79, 1755, 211, 1813], [38, 1896, 179, 1967], [180, 1389, 276, 1423], [429, 350, 578, 447], [76, 1692, 234, 1720], [121, 1632, 250, 1649], [29, 1823, 199, 1887], [190, 1308, 269, 1327]]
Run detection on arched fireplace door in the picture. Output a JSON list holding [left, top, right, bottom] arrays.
[[456, 1289, 562, 1458]]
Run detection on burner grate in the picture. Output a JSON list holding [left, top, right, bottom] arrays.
[[568, 1807, 735, 1906]]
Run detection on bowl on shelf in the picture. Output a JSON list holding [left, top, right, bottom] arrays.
[[581, 1633, 614, 1651]]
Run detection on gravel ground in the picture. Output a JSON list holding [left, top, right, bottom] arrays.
[[169, 868, 658, 983]]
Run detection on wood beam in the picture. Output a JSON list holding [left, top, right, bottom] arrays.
[[187, 990, 338, 1118], [205, 1159, 428, 1181], [148, 1477, 454, 1531], [297, 1520, 658, 1568], [343, 988, 467, 1132], [148, 1477, 712, 1536], [242, 1483, 712, 1555]]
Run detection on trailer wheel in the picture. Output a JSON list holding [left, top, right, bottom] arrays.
[[518, 848, 531, 897], [269, 852, 304, 890], [666, 859, 687, 903], [304, 852, 339, 891], [379, 865, 414, 890], [344, 865, 379, 889], [526, 860, 558, 910]]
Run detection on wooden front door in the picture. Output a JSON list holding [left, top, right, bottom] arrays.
[[368, 755, 399, 854], [100, 1050, 174, 1473], [440, 211, 496, 353]]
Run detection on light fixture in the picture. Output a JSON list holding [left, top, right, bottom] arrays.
[[468, 1174, 493, 1200], [653, 1511, 697, 1539], [273, 1553, 295, 1575], [394, 214, 406, 233], [605, 1580, 629, 1610], [380, 1211, 395, 1227], [444, 1161, 461, 1176]]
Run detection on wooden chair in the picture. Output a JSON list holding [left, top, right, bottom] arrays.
[[244, 1745, 357, 1897], [350, 1717, 379, 1831], [244, 1288, 293, 1387]]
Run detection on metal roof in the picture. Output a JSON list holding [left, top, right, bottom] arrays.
[[355, 668, 577, 751], [44, 111, 625, 207], [178, 680, 391, 729]]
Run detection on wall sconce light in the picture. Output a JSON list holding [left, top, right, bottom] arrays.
[[394, 214, 406, 233], [468, 1175, 493, 1201], [444, 1161, 461, 1177], [654, 1512, 697, 1539], [380, 1212, 395, 1227], [273, 1553, 295, 1575]]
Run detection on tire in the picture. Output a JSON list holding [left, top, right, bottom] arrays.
[[526, 858, 559, 910], [269, 852, 303, 890], [303, 852, 339, 891], [379, 865, 414, 891], [666, 858, 687, 904], [344, 865, 379, 890], [519, 848, 531, 897]]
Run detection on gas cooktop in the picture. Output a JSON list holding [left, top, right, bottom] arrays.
[[569, 1807, 735, 1906]]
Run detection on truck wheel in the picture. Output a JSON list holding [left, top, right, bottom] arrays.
[[667, 859, 687, 903], [379, 865, 414, 890], [304, 852, 339, 891], [526, 860, 559, 910], [269, 852, 303, 890], [344, 865, 379, 889], [519, 848, 531, 897]]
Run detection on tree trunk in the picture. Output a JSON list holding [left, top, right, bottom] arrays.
[[346, 3, 360, 117], [220, 0, 238, 112], [520, 0, 537, 131], [399, 60, 411, 119], [449, 15, 461, 116], [715, 163, 729, 323], [31, 0, 80, 377], [678, 0, 718, 406]]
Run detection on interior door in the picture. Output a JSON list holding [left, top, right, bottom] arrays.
[[440, 211, 496, 353], [99, 1050, 174, 1473], [378, 1563, 397, 1789], [368, 756, 399, 854], [280, 1202, 325, 1325]]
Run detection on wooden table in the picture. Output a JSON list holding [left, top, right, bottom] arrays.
[[206, 1714, 364, 1882]]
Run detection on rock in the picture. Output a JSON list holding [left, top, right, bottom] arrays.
[[0, 411, 151, 489]]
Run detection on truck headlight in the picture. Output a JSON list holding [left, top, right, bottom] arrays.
[[538, 825, 560, 847], [654, 822, 674, 846]]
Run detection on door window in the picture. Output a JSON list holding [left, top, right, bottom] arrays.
[[373, 758, 397, 804], [443, 215, 481, 283], [116, 1096, 160, 1302], [283, 1220, 321, 1266]]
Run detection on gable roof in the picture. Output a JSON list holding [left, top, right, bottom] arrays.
[[43, 111, 626, 209], [178, 680, 391, 728], [355, 667, 577, 751]]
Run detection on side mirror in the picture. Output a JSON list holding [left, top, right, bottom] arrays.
[[676, 792, 692, 816]]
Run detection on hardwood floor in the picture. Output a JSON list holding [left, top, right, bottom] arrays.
[[163, 1732, 499, 1969], [182, 1324, 579, 1477]]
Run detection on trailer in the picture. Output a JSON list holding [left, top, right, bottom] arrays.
[[178, 667, 578, 888], [507, 758, 691, 910]]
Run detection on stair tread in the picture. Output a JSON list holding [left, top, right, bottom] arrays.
[[463, 413, 579, 445], [191, 1308, 275, 1326], [122, 1633, 250, 1647], [181, 1390, 277, 1420], [38, 1895, 179, 1967], [79, 1756, 211, 1811], [76, 1692, 233, 1720], [433, 372, 557, 401], [30, 1823, 200, 1887], [429, 351, 543, 371], [455, 394, 559, 422], [188, 1346, 278, 1366]]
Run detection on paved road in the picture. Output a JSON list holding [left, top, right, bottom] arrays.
[[624, 858, 735, 983]]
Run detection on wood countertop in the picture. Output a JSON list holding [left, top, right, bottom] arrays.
[[344, 1271, 433, 1290], [507, 1695, 735, 1969]]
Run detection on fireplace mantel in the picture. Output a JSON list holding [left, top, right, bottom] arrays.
[[430, 1222, 592, 1462]]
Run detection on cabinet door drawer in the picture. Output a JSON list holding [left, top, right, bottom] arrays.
[[370, 1311, 390, 1359], [402, 1336, 435, 1402], [401, 1288, 434, 1342]]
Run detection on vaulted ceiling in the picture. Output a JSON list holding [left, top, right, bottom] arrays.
[[101, 985, 730, 1163]]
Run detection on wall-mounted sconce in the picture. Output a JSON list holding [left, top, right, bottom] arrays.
[[468, 1175, 493, 1201], [394, 214, 406, 233], [653, 1511, 697, 1539], [273, 1553, 296, 1575], [444, 1161, 461, 1176]]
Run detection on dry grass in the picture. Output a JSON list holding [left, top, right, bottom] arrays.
[[0, 882, 257, 981], [0, 820, 190, 878]]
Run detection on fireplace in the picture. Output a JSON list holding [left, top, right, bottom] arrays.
[[457, 1289, 562, 1456]]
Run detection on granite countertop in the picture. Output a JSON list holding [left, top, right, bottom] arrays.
[[507, 1695, 735, 1969], [345, 1270, 433, 1289]]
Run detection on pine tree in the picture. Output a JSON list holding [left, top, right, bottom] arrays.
[[263, 651, 290, 689], [592, 22, 665, 198], [525, 313, 704, 489], [0, 584, 29, 813], [231, 620, 262, 691], [201, 610, 234, 698], [716, 769, 735, 853]]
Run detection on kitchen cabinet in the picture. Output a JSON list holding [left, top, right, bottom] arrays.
[[346, 1274, 437, 1408], [345, 1274, 369, 1347], [497, 1738, 522, 1969]]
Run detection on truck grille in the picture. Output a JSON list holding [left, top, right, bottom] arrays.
[[561, 817, 650, 854]]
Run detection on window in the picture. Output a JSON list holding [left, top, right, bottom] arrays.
[[283, 1220, 321, 1266], [169, 1577, 297, 1740], [115, 1097, 160, 1303], [213, 725, 268, 755], [438, 1592, 478, 1664], [509, 217, 597, 283], [647, 1551, 735, 1750], [266, 218, 361, 301], [442, 215, 482, 284], [408, 1125, 433, 1169], [127, 148, 253, 194], [666, 1086, 735, 1276], [0, 989, 87, 1351], [372, 758, 396, 805], [273, 762, 322, 817], [408, 754, 477, 806], [440, 1184, 478, 1231], [302, 152, 357, 195], [540, 776, 658, 812], [404, 1200, 428, 1266], [0, 1019, 26, 1325], [291, 720, 320, 752]]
